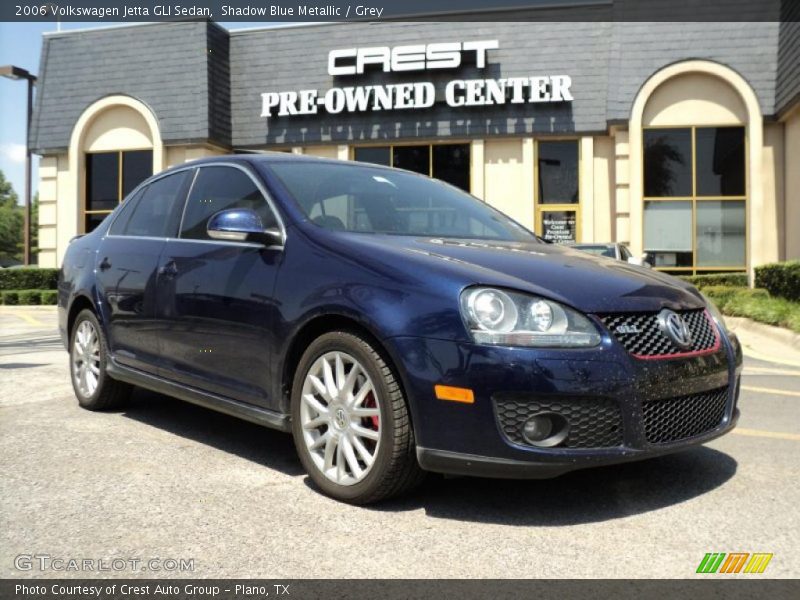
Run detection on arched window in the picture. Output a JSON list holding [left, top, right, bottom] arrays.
[[629, 61, 763, 276], [69, 96, 163, 233]]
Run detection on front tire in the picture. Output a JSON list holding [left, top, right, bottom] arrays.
[[291, 331, 424, 504], [69, 309, 132, 411]]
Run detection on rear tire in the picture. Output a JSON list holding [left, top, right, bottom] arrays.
[[291, 331, 425, 504], [69, 309, 132, 411]]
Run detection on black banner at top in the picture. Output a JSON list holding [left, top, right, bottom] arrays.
[[0, 0, 795, 23]]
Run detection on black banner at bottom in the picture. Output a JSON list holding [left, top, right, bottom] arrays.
[[2, 579, 799, 600]]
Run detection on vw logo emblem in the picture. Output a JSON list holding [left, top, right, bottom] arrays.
[[658, 309, 693, 349]]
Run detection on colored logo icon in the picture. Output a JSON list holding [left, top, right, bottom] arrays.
[[696, 553, 773, 574]]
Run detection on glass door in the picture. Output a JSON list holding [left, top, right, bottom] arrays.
[[535, 140, 580, 243]]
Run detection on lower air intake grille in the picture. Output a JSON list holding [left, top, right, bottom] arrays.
[[494, 398, 623, 448], [642, 387, 728, 444]]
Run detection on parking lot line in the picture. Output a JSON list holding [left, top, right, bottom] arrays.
[[741, 385, 800, 398], [732, 427, 800, 442], [8, 311, 46, 327]]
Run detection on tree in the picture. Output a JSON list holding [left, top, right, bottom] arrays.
[[0, 169, 18, 208], [31, 191, 39, 256], [0, 169, 23, 265]]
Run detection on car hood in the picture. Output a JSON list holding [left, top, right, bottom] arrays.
[[334, 234, 705, 314]]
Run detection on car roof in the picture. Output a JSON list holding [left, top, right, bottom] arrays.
[[155, 152, 401, 179], [181, 152, 387, 168]]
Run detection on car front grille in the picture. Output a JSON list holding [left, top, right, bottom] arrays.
[[597, 309, 718, 357], [642, 386, 728, 444], [494, 397, 623, 449]]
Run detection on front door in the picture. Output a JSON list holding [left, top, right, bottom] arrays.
[[155, 164, 284, 409], [95, 170, 192, 374], [535, 140, 581, 243]]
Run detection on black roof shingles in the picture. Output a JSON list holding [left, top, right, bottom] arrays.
[[29, 17, 787, 154]]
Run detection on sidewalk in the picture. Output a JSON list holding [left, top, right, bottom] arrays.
[[725, 316, 800, 368]]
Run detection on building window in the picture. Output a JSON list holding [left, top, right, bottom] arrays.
[[643, 126, 746, 274], [536, 140, 580, 243], [352, 143, 471, 192], [85, 149, 153, 232]]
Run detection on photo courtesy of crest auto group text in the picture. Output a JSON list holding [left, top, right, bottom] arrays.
[[1, 0, 799, 597]]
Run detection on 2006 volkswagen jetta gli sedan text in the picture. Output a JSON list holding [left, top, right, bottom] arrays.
[[59, 154, 742, 504]]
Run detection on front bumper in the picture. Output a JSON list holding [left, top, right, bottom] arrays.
[[388, 328, 742, 479]]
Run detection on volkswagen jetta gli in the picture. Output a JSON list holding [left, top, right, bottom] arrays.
[[59, 154, 742, 504]]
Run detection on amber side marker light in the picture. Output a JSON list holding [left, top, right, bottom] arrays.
[[434, 385, 475, 404]]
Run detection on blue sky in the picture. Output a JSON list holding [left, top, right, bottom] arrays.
[[0, 21, 279, 203]]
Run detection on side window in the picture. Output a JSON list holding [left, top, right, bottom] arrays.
[[108, 187, 146, 236], [180, 166, 278, 241], [121, 171, 190, 238]]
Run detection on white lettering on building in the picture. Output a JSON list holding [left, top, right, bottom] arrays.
[[260, 40, 572, 118]]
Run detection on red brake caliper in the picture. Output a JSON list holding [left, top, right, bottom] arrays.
[[362, 393, 380, 430]]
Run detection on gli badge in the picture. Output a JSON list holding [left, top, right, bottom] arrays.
[[657, 309, 693, 349]]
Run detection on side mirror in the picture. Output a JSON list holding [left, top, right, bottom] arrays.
[[207, 209, 283, 246]]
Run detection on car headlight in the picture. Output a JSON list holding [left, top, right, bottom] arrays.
[[460, 287, 601, 347], [701, 292, 728, 334]]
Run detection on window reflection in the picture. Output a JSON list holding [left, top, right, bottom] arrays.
[[353, 144, 471, 192], [538, 141, 579, 204], [696, 201, 746, 266], [642, 126, 746, 273], [696, 127, 745, 196], [644, 129, 692, 197], [85, 150, 153, 233]]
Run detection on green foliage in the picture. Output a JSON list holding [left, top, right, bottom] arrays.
[[702, 285, 742, 308], [754, 261, 800, 302], [17, 289, 41, 305], [0, 289, 57, 305], [0, 201, 23, 264], [704, 285, 800, 334], [40, 290, 58, 305], [1, 290, 19, 305], [0, 268, 59, 291], [680, 273, 748, 289], [0, 169, 18, 207], [0, 169, 22, 263], [0, 170, 37, 263]]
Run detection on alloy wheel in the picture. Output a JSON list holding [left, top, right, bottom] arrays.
[[299, 351, 381, 486], [72, 320, 101, 398]]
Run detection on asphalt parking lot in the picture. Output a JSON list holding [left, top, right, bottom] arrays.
[[1, 306, 798, 578]]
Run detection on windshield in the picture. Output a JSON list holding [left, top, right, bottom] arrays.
[[268, 161, 537, 242], [574, 245, 616, 258]]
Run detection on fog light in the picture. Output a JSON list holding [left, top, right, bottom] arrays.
[[522, 415, 553, 443], [520, 412, 569, 447]]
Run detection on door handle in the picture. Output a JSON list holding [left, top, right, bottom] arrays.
[[98, 257, 112, 271], [158, 260, 178, 277]]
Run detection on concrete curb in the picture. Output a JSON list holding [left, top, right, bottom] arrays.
[[724, 316, 800, 365]]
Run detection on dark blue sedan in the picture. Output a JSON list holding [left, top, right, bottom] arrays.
[[59, 154, 742, 503]]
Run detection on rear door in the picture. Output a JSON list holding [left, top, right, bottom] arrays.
[[95, 169, 192, 375], [154, 164, 284, 408]]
